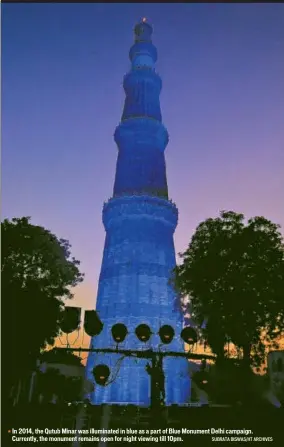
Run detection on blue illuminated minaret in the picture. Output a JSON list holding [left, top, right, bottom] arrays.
[[86, 19, 190, 405]]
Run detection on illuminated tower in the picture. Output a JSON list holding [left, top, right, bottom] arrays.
[[86, 19, 190, 405]]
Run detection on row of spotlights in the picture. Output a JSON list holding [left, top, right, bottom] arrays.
[[91, 325, 198, 387], [112, 323, 197, 346], [59, 308, 198, 346]]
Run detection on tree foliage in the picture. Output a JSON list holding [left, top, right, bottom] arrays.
[[2, 217, 84, 386], [173, 211, 284, 368]]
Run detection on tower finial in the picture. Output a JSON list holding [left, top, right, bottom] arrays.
[[134, 19, 153, 43]]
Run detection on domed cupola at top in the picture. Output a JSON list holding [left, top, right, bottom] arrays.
[[129, 19, 157, 69]]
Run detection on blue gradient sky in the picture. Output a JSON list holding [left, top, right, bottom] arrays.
[[2, 3, 284, 313]]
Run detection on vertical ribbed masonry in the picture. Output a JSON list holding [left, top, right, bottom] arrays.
[[86, 20, 190, 406]]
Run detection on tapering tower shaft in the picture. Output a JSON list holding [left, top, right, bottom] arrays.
[[86, 20, 190, 406], [113, 21, 169, 200]]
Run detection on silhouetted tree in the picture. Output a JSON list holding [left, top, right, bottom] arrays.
[[2, 217, 84, 399], [173, 211, 284, 369]]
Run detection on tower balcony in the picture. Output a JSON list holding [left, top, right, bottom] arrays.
[[123, 70, 162, 95], [114, 118, 169, 153], [129, 41, 158, 69], [102, 195, 178, 233]]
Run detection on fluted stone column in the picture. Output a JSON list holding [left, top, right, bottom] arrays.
[[86, 19, 190, 406]]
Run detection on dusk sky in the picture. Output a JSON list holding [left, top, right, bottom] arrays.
[[2, 3, 284, 319]]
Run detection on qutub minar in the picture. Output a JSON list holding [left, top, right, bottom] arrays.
[[86, 19, 190, 405]]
